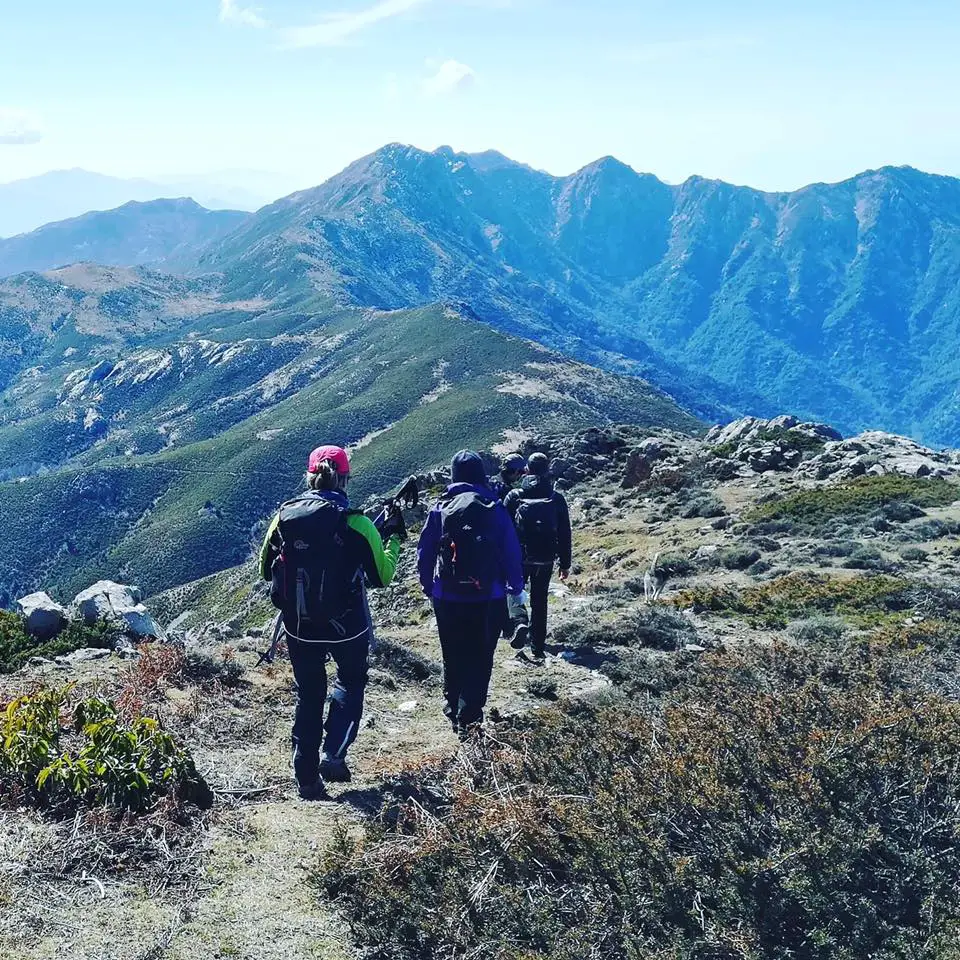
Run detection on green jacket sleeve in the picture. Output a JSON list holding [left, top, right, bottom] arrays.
[[347, 513, 402, 588], [258, 512, 281, 581]]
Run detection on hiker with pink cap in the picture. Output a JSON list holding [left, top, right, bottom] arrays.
[[259, 444, 406, 800]]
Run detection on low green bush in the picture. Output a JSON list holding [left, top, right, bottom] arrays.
[[0, 686, 212, 812], [554, 606, 695, 652], [679, 493, 726, 519], [715, 545, 762, 570], [842, 545, 895, 572], [321, 644, 960, 960], [0, 610, 119, 674], [673, 572, 913, 628], [747, 475, 959, 529]]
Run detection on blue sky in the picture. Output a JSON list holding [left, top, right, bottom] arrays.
[[2, 0, 959, 194]]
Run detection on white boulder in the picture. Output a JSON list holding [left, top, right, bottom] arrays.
[[72, 581, 162, 639], [16, 592, 68, 640]]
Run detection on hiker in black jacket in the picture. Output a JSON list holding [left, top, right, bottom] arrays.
[[259, 445, 404, 800], [504, 452, 572, 661]]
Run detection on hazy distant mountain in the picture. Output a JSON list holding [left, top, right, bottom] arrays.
[[0, 168, 282, 237], [0, 198, 249, 278], [197, 144, 960, 445]]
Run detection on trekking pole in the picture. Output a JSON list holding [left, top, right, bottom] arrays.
[[256, 613, 285, 667]]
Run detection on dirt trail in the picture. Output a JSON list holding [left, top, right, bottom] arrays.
[[2, 592, 606, 960]]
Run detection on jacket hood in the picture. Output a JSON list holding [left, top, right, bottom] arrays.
[[451, 450, 487, 487], [520, 475, 552, 496]]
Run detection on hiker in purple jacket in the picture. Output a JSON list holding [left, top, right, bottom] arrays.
[[418, 450, 524, 736]]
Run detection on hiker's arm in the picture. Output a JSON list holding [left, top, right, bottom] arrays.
[[349, 514, 401, 588], [498, 506, 525, 595], [417, 509, 440, 595], [556, 494, 573, 572], [258, 513, 281, 581]]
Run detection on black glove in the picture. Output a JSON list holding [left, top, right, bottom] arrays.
[[380, 504, 408, 542]]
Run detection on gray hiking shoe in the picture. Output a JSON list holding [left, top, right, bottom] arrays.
[[319, 755, 352, 783], [298, 778, 329, 801], [510, 624, 530, 651]]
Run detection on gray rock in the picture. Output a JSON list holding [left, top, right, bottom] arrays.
[[16, 591, 67, 640], [72, 580, 162, 639]]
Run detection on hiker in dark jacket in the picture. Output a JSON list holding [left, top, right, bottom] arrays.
[[417, 450, 524, 735], [504, 452, 572, 661], [259, 445, 404, 800], [489, 453, 527, 503], [488, 453, 529, 640]]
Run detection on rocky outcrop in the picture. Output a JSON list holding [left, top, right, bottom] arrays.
[[705, 416, 842, 448], [702, 416, 842, 476], [797, 432, 960, 483], [16, 591, 67, 640], [72, 580, 163, 639]]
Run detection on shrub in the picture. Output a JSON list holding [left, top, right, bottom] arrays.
[[525, 676, 559, 701], [320, 644, 960, 960], [715, 545, 762, 570], [841, 545, 892, 571], [747, 475, 959, 529], [679, 493, 726, 519], [555, 607, 695, 652], [673, 572, 912, 628], [787, 615, 848, 642], [0, 611, 120, 674], [900, 547, 930, 564], [184, 645, 246, 688], [0, 687, 211, 812]]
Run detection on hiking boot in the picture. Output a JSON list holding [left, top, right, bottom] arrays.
[[510, 624, 530, 651], [319, 755, 352, 784], [297, 778, 329, 801], [530, 647, 546, 664]]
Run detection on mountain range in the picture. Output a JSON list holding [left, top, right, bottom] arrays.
[[3, 143, 960, 600], [0, 199, 248, 278], [0, 168, 284, 237], [195, 145, 960, 445]]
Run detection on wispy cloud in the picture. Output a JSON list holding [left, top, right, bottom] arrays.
[[0, 108, 43, 146], [422, 59, 476, 97], [282, 0, 431, 48], [220, 0, 269, 29]]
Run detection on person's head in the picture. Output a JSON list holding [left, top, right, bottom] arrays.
[[527, 452, 550, 479], [450, 450, 487, 487], [500, 453, 527, 486], [307, 444, 351, 492]]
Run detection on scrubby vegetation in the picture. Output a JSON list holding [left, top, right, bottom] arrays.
[[0, 609, 119, 674], [748, 475, 959, 528], [0, 686, 211, 812], [321, 639, 960, 960], [673, 571, 914, 628]]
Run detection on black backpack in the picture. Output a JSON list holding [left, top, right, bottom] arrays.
[[269, 494, 358, 640], [515, 495, 558, 564], [436, 491, 500, 593]]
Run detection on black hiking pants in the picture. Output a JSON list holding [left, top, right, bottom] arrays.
[[433, 599, 501, 732], [526, 564, 553, 654], [287, 633, 368, 785]]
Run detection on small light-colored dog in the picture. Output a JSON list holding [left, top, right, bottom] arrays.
[[643, 552, 664, 604]]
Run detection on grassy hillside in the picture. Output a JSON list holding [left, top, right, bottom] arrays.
[[0, 304, 698, 604]]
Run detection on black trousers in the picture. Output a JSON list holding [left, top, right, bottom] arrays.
[[526, 564, 553, 654], [287, 634, 368, 785], [433, 599, 501, 731]]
